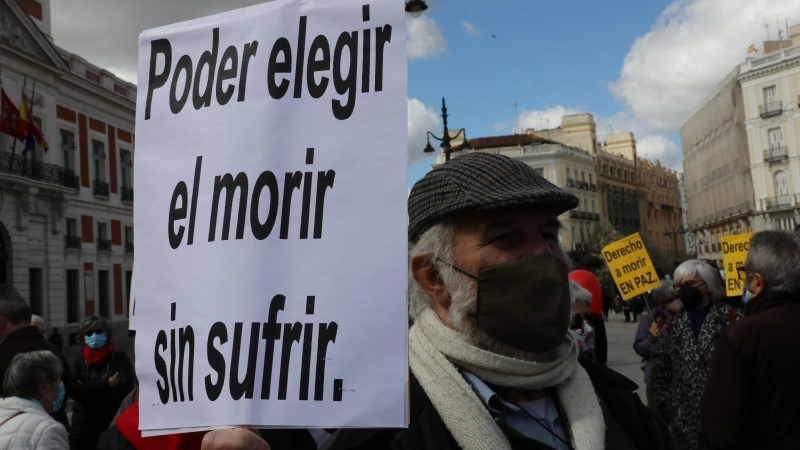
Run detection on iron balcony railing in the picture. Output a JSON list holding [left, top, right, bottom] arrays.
[[93, 180, 109, 197], [569, 211, 600, 221], [125, 241, 134, 254], [97, 238, 112, 252], [765, 195, 792, 210], [566, 178, 576, 187], [759, 101, 783, 118], [121, 186, 134, 203], [0, 152, 80, 189], [661, 204, 674, 212], [589, 183, 597, 191], [64, 235, 81, 249], [763, 146, 788, 162]]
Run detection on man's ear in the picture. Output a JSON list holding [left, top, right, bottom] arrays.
[[411, 254, 450, 309], [750, 272, 766, 296]]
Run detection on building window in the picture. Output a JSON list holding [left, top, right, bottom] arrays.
[[768, 127, 784, 149], [66, 218, 77, 237], [120, 150, 133, 188], [124, 226, 134, 254], [60, 130, 76, 175], [29, 268, 42, 316], [66, 269, 80, 323], [93, 141, 106, 182], [98, 270, 110, 318], [763, 85, 778, 105], [774, 170, 790, 197], [97, 222, 111, 252]]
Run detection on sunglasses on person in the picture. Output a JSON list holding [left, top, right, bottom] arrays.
[[84, 330, 105, 337]]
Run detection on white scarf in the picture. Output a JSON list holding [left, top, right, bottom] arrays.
[[408, 308, 605, 450]]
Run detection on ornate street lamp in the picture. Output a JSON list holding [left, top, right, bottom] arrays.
[[404, 0, 428, 17], [423, 98, 470, 162]]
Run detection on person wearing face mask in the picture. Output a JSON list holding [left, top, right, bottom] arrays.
[[633, 280, 677, 418], [199, 153, 675, 450], [0, 285, 71, 433], [70, 316, 135, 450], [650, 260, 742, 450], [0, 351, 68, 449], [699, 231, 800, 450]]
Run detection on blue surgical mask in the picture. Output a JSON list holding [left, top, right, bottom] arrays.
[[85, 332, 107, 349], [743, 289, 757, 304], [42, 381, 65, 412]]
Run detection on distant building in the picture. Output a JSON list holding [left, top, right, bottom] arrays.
[[0, 0, 135, 333], [435, 134, 599, 251], [681, 23, 800, 265], [638, 158, 685, 259]]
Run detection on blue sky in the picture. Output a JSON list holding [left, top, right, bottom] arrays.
[[404, 0, 800, 188]]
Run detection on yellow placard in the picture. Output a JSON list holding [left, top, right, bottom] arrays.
[[720, 233, 754, 296], [601, 233, 661, 301]]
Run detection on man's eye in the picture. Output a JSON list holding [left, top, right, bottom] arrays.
[[491, 233, 515, 244]]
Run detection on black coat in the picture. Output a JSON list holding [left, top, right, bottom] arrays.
[[0, 325, 71, 430], [257, 359, 675, 450], [70, 348, 135, 450], [699, 292, 800, 450]]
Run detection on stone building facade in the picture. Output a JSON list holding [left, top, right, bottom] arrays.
[[638, 159, 686, 259], [0, 0, 135, 334]]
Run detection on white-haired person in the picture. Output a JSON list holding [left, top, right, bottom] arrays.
[[31, 315, 46, 335], [0, 350, 68, 449], [568, 281, 596, 361], [650, 259, 742, 450]]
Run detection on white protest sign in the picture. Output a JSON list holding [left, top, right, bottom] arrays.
[[133, 0, 408, 431]]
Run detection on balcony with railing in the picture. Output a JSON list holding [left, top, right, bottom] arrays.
[[765, 195, 793, 210], [589, 183, 596, 191], [569, 211, 601, 221], [763, 146, 788, 162], [121, 186, 134, 203], [64, 235, 82, 250], [759, 101, 783, 118], [575, 180, 589, 190], [573, 243, 587, 252], [661, 204, 674, 212], [125, 241, 134, 254], [566, 178, 575, 187], [97, 238, 112, 252], [93, 180, 109, 197], [0, 152, 80, 190]]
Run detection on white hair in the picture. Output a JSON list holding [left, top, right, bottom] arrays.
[[408, 222, 562, 362], [569, 281, 592, 308], [31, 314, 45, 329], [3, 351, 62, 399], [673, 260, 723, 301]]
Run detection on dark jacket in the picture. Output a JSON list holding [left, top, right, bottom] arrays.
[[633, 307, 672, 386], [70, 347, 135, 450], [0, 325, 71, 430], [650, 302, 741, 450], [699, 292, 800, 450], [255, 359, 675, 450]]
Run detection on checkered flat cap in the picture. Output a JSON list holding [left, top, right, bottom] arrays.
[[408, 152, 579, 242]]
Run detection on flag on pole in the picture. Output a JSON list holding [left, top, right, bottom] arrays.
[[747, 44, 758, 54], [0, 89, 25, 141], [18, 94, 48, 151]]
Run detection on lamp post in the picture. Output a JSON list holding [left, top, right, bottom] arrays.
[[663, 226, 686, 259], [423, 98, 470, 162], [404, 0, 428, 17]]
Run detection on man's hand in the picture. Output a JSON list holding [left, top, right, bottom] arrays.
[[201, 428, 270, 450], [650, 318, 664, 338], [108, 372, 121, 388]]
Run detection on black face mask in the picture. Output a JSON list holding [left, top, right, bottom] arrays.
[[678, 285, 705, 310], [444, 253, 571, 354]]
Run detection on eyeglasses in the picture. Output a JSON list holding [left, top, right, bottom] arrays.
[[673, 280, 706, 291], [737, 267, 751, 281], [84, 330, 105, 337]]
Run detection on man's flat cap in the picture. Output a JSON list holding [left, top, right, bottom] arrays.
[[408, 152, 579, 242]]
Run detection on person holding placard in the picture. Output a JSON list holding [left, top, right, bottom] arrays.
[[650, 260, 742, 450], [699, 231, 800, 450], [203, 153, 675, 450]]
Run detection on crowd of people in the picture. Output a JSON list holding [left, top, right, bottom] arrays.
[[0, 152, 798, 449]]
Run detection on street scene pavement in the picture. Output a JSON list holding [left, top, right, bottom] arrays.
[[605, 311, 646, 395]]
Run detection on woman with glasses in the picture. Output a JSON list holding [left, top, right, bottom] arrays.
[[69, 316, 134, 450], [649, 260, 742, 450]]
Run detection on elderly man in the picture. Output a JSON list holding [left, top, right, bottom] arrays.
[[699, 231, 800, 450], [203, 153, 673, 450]]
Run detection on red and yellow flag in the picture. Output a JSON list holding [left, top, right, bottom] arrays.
[[18, 95, 48, 151]]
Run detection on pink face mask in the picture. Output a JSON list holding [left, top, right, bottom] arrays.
[[665, 300, 683, 314]]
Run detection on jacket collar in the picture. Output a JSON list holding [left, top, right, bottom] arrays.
[[745, 291, 799, 316], [0, 396, 48, 416], [4, 326, 45, 342]]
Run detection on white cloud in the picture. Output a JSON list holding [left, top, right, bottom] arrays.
[[407, 15, 448, 59], [461, 21, 481, 37], [609, 0, 800, 133], [636, 134, 683, 171], [515, 105, 582, 134], [408, 98, 440, 165]]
